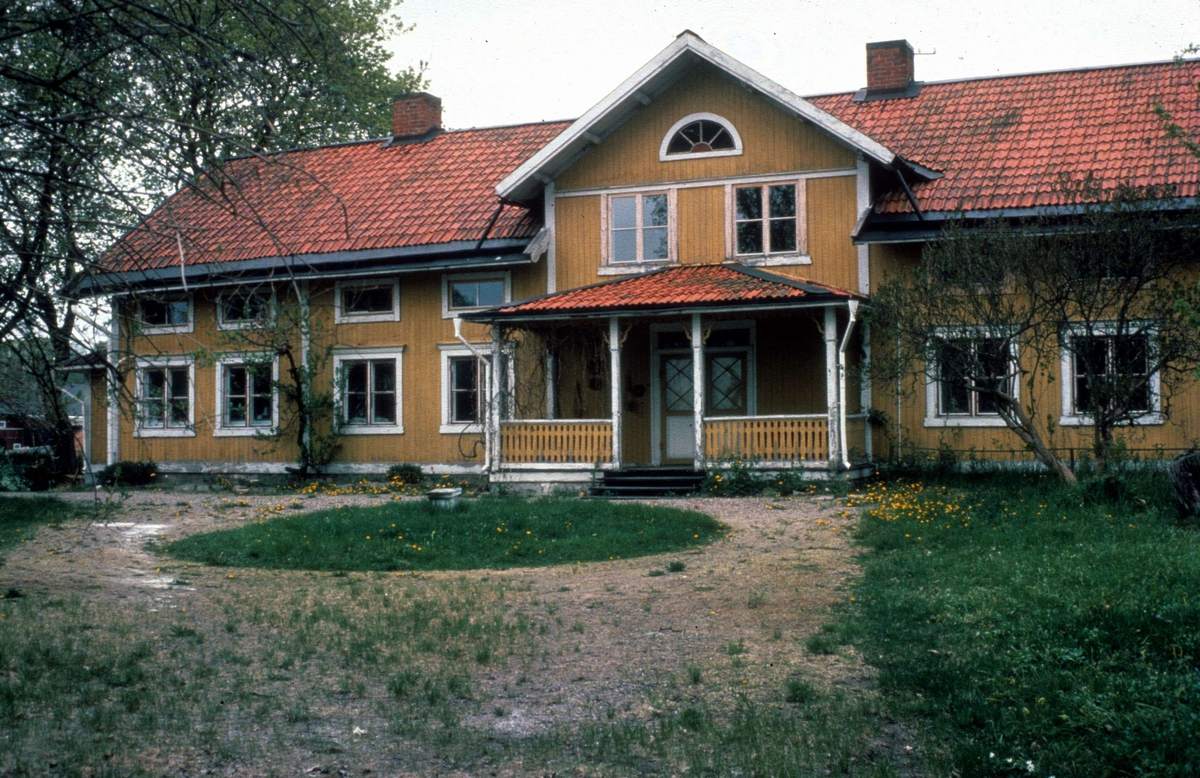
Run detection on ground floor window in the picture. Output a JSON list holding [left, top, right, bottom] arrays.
[[135, 358, 194, 437], [925, 333, 1016, 428], [1061, 329, 1158, 423], [333, 348, 404, 434], [439, 344, 504, 434], [450, 356, 481, 424], [214, 356, 277, 435]]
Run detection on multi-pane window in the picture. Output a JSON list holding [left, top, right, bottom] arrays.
[[223, 364, 273, 428], [343, 360, 397, 426], [935, 337, 1014, 417], [609, 193, 669, 263], [735, 184, 798, 256], [140, 296, 189, 329], [220, 290, 271, 326], [343, 286, 393, 316], [449, 356, 482, 424], [141, 367, 189, 429], [1070, 334, 1151, 415], [449, 278, 506, 310]]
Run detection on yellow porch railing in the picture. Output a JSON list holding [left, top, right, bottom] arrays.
[[500, 420, 613, 465], [703, 415, 828, 463]]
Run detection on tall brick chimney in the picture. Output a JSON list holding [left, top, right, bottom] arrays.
[[392, 93, 442, 140], [866, 40, 915, 93]]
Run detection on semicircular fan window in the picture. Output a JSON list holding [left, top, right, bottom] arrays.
[[665, 119, 737, 155]]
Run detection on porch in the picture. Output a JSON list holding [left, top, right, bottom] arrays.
[[465, 263, 873, 479]]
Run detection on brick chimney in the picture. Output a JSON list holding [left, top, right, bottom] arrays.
[[866, 40, 915, 93], [392, 93, 442, 140]]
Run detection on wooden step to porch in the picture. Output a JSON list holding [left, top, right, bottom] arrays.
[[591, 468, 705, 499]]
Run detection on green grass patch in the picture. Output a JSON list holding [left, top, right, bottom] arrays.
[[166, 497, 724, 571], [845, 472, 1200, 777], [0, 497, 83, 563]]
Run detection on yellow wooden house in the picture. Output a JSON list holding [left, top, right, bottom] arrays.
[[78, 33, 1200, 487]]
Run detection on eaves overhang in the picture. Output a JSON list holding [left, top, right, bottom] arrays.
[[76, 238, 534, 297], [462, 297, 851, 325], [853, 198, 1200, 244], [497, 31, 902, 202]]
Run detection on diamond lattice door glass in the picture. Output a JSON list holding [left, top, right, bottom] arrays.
[[662, 356, 695, 461], [664, 357, 694, 412], [708, 355, 746, 415]]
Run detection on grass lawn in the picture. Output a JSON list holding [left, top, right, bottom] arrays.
[[0, 495, 901, 777], [166, 497, 726, 571], [0, 496, 85, 565], [839, 472, 1200, 777]]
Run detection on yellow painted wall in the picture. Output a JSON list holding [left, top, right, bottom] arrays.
[[113, 263, 548, 469], [868, 243, 1200, 462], [552, 63, 862, 292], [557, 63, 855, 190], [89, 372, 108, 465]]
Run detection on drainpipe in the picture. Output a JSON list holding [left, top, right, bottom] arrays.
[[107, 297, 120, 466], [838, 300, 860, 470], [453, 317, 491, 473]]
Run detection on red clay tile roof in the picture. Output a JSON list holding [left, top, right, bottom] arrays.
[[103, 121, 571, 273], [482, 263, 853, 318], [810, 60, 1200, 214]]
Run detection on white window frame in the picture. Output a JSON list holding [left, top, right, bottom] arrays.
[[216, 288, 275, 331], [441, 271, 512, 319], [724, 178, 810, 266], [334, 278, 400, 324], [1059, 324, 1162, 427], [137, 293, 193, 335], [659, 112, 744, 161], [438, 343, 514, 434], [133, 356, 196, 438], [924, 328, 1019, 428], [332, 347, 405, 435], [213, 353, 280, 436], [599, 190, 677, 273]]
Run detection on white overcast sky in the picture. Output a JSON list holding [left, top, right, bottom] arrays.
[[387, 0, 1200, 130]]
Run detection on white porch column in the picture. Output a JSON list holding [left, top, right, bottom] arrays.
[[609, 316, 621, 469], [691, 313, 704, 471], [825, 306, 842, 470], [490, 326, 503, 470], [545, 338, 557, 420]]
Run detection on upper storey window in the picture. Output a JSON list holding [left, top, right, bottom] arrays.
[[601, 191, 676, 270], [659, 113, 743, 161]]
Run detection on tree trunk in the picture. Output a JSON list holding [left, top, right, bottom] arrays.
[[1000, 398, 1077, 484]]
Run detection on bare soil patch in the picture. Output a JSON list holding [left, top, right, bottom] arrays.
[[0, 490, 913, 776]]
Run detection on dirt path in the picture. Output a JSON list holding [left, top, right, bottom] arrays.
[[0, 489, 918, 775]]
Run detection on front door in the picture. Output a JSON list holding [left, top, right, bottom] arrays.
[[662, 355, 695, 462]]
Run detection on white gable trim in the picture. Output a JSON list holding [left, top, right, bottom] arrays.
[[497, 32, 898, 201]]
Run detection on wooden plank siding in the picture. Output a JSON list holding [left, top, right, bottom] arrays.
[[551, 64, 863, 292], [868, 243, 1200, 463], [112, 262, 548, 469], [88, 372, 108, 465], [555, 63, 855, 190]]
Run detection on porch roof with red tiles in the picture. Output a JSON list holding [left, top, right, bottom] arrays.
[[810, 60, 1200, 215], [470, 263, 856, 320], [101, 121, 571, 273]]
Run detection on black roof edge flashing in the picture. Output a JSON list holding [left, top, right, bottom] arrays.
[[75, 238, 534, 297]]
